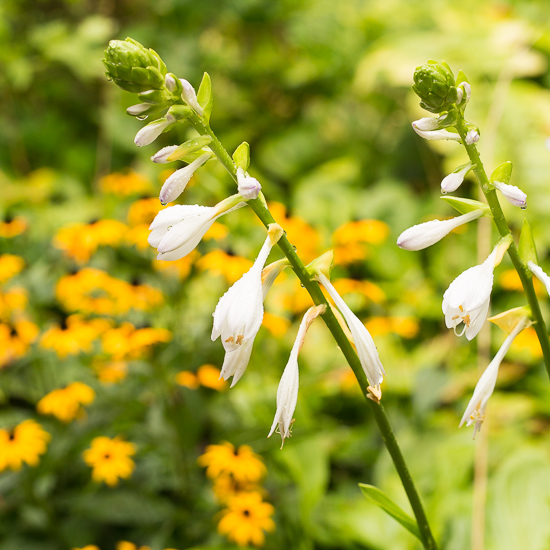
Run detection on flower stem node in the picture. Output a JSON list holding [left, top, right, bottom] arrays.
[[237, 167, 262, 200], [412, 60, 459, 114], [306, 250, 334, 280]]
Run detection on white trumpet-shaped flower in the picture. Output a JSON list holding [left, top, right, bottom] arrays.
[[149, 195, 244, 261], [460, 317, 529, 437], [317, 273, 385, 388], [528, 261, 550, 295], [268, 305, 326, 447], [441, 163, 475, 193], [134, 114, 175, 147], [237, 167, 262, 200], [180, 79, 204, 116], [412, 119, 461, 142], [219, 258, 289, 386], [212, 224, 283, 374], [397, 209, 483, 251], [158, 152, 212, 204], [443, 245, 500, 340], [492, 181, 527, 208]]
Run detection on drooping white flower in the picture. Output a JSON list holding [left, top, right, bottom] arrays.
[[412, 119, 461, 142], [460, 317, 529, 437], [528, 261, 550, 295], [158, 152, 212, 204], [127, 103, 152, 116], [151, 145, 180, 164], [441, 163, 475, 193], [268, 304, 326, 446], [442, 245, 500, 340], [237, 167, 262, 200], [465, 129, 480, 144], [317, 273, 385, 388], [492, 181, 527, 208], [180, 79, 204, 116], [397, 209, 483, 251], [212, 223, 283, 354], [134, 114, 175, 147], [149, 195, 244, 261]]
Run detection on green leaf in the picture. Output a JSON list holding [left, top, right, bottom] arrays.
[[233, 142, 250, 171], [455, 69, 469, 85], [197, 71, 213, 123], [168, 135, 212, 162], [440, 196, 491, 216], [518, 218, 538, 265], [359, 484, 422, 541], [491, 161, 513, 184]]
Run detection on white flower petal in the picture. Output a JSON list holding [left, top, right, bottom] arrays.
[[528, 262, 550, 295], [159, 152, 211, 204], [441, 163, 474, 193], [180, 79, 204, 116], [492, 181, 527, 208], [412, 121, 461, 142]]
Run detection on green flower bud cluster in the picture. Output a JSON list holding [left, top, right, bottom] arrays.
[[103, 38, 168, 94], [412, 60, 458, 114]]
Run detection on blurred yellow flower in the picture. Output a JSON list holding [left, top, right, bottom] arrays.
[[99, 170, 153, 196], [269, 202, 320, 262], [197, 250, 253, 283], [0, 216, 28, 238], [126, 198, 173, 250], [217, 491, 275, 547], [198, 442, 266, 483], [54, 220, 128, 263], [116, 542, 151, 550], [0, 287, 28, 322], [333, 219, 389, 265], [364, 316, 419, 339], [512, 326, 543, 358], [83, 436, 136, 486], [130, 282, 164, 311], [93, 360, 128, 384], [37, 382, 95, 423], [153, 251, 198, 279], [175, 370, 199, 389], [332, 279, 386, 304], [262, 312, 290, 337], [0, 254, 25, 284], [197, 364, 227, 391], [72, 546, 100, 550], [204, 221, 229, 241], [499, 268, 545, 296], [40, 315, 111, 358], [0, 419, 50, 472], [0, 320, 39, 368], [101, 323, 172, 360]]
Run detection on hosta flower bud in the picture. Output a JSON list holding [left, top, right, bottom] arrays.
[[441, 162, 475, 193], [134, 114, 176, 147], [237, 167, 262, 200], [103, 38, 167, 93], [412, 60, 458, 114], [465, 129, 480, 145], [180, 79, 204, 116]]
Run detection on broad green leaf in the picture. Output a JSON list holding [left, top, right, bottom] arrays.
[[518, 218, 538, 265], [359, 484, 422, 541], [233, 141, 250, 171], [197, 71, 213, 123], [440, 196, 491, 216]]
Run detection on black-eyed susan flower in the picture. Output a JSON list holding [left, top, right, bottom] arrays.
[[196, 364, 227, 391], [198, 442, 266, 484], [101, 323, 171, 360], [197, 250, 253, 284], [217, 492, 275, 547], [71, 546, 100, 550], [37, 382, 95, 423], [83, 436, 136, 486], [0, 216, 28, 238], [116, 541, 151, 550], [0, 320, 39, 368], [93, 360, 128, 384], [0, 419, 50, 472], [333, 219, 390, 264], [99, 171, 153, 196], [0, 254, 25, 284], [153, 251, 198, 279], [0, 287, 28, 322], [175, 370, 199, 389]]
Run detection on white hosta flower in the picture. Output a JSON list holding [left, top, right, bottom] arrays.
[[127, 103, 152, 116], [397, 209, 483, 251], [149, 195, 244, 261], [237, 167, 262, 200], [180, 79, 204, 116], [268, 305, 326, 446], [158, 152, 212, 204], [443, 245, 500, 340], [134, 114, 175, 147], [528, 261, 550, 295], [492, 181, 527, 208], [151, 145, 180, 164], [460, 317, 529, 437], [412, 119, 461, 142], [456, 82, 471, 105], [465, 129, 480, 144], [165, 74, 177, 92], [212, 223, 283, 353], [441, 163, 475, 193], [317, 273, 385, 388]]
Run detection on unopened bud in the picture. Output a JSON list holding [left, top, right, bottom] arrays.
[[412, 60, 458, 114], [237, 167, 261, 200], [180, 79, 204, 116], [134, 114, 175, 147]]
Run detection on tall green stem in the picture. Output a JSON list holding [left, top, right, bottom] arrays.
[[188, 113, 438, 550], [456, 119, 550, 380]]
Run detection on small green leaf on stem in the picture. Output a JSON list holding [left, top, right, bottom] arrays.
[[455, 70, 469, 85], [490, 161, 513, 185], [519, 218, 538, 266], [440, 196, 491, 216], [233, 142, 251, 171], [197, 72, 213, 123], [359, 484, 422, 541], [306, 250, 334, 280]]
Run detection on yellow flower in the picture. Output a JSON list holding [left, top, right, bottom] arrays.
[[197, 250, 253, 284], [99, 171, 153, 196], [175, 370, 199, 389], [0, 419, 50, 472], [125, 224, 151, 250], [0, 287, 28, 321], [0, 320, 39, 368], [212, 474, 262, 505], [217, 492, 275, 547], [0, 216, 28, 238], [332, 278, 386, 304], [0, 254, 25, 284], [198, 442, 266, 484], [40, 315, 111, 358], [130, 282, 164, 311], [197, 364, 227, 391], [72, 545, 100, 550], [116, 542, 151, 550], [83, 436, 136, 486], [499, 268, 545, 297], [37, 382, 95, 423], [93, 360, 128, 384], [261, 312, 290, 338], [204, 221, 229, 241], [153, 251, 198, 279], [333, 219, 390, 245], [512, 326, 543, 358], [101, 323, 172, 360]]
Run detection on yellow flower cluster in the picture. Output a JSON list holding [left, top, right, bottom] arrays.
[[82, 436, 136, 486], [333, 219, 390, 264], [0, 287, 28, 321], [101, 323, 172, 360], [99, 170, 153, 196], [197, 250, 253, 284], [0, 254, 25, 284], [0, 419, 50, 472], [0, 319, 39, 368], [54, 220, 128, 263], [0, 216, 28, 238], [72, 542, 178, 550], [56, 268, 163, 315], [198, 442, 274, 547], [37, 382, 95, 423], [176, 364, 227, 391], [126, 197, 168, 250]]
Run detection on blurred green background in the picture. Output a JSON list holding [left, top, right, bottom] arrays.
[[2, 0, 550, 549]]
